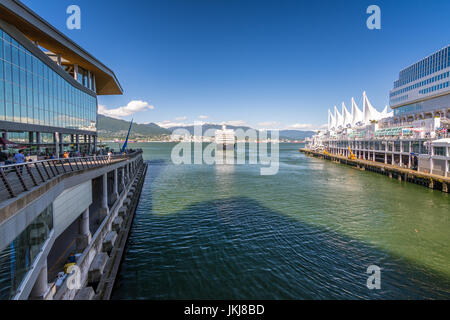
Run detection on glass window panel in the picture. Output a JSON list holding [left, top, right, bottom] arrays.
[[13, 103, 20, 122], [0, 27, 98, 132], [0, 80, 4, 121], [11, 45, 18, 66], [19, 49, 25, 69]]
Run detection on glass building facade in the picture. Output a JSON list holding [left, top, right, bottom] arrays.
[[0, 204, 53, 300], [0, 27, 97, 132], [393, 45, 450, 89], [390, 45, 450, 115]]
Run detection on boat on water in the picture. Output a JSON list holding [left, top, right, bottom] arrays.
[[215, 124, 236, 150]]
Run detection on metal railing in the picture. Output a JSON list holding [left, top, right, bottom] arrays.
[[0, 154, 130, 202]]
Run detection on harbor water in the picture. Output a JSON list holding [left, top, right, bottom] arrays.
[[112, 142, 450, 299]]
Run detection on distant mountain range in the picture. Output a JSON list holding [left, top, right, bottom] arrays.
[[97, 115, 171, 139], [167, 124, 253, 136], [168, 124, 315, 140], [97, 115, 315, 141]]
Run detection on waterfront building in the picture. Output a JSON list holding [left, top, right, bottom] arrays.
[[389, 45, 450, 123], [308, 45, 450, 178], [0, 0, 122, 156], [0, 0, 147, 300]]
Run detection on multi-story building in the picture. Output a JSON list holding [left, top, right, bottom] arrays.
[[309, 45, 450, 178], [0, 0, 147, 301], [0, 0, 122, 155], [389, 45, 450, 122]]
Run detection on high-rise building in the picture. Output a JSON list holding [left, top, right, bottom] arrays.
[[389, 45, 450, 121], [0, 0, 122, 155]]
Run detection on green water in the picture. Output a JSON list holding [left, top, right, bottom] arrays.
[[112, 142, 450, 299]]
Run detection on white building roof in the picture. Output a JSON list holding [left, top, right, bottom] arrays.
[[431, 138, 450, 145]]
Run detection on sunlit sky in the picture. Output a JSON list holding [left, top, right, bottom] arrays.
[[22, 0, 450, 130]]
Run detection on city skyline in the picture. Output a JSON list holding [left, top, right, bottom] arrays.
[[21, 0, 450, 130]]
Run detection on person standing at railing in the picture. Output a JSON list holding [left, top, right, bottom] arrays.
[[14, 150, 25, 164], [14, 150, 25, 174], [107, 151, 112, 162]]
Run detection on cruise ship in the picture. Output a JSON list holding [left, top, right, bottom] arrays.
[[215, 124, 236, 150]]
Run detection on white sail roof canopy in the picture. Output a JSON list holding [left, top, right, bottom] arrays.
[[351, 97, 364, 127], [381, 105, 394, 118], [328, 109, 336, 130], [334, 105, 344, 129], [326, 92, 394, 132], [363, 91, 384, 125], [342, 102, 352, 128]]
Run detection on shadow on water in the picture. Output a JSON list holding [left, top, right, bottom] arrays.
[[111, 160, 450, 300]]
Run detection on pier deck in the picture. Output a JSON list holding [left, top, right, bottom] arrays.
[[299, 148, 449, 193]]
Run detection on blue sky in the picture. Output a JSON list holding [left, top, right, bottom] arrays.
[[22, 0, 450, 130]]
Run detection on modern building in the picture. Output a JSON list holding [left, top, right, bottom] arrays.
[[0, 0, 122, 156], [389, 45, 450, 122], [0, 0, 147, 301], [308, 45, 450, 178]]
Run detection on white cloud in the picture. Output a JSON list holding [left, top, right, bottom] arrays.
[[198, 115, 209, 119], [156, 120, 190, 128], [286, 123, 328, 131], [257, 121, 280, 128], [288, 123, 314, 129], [98, 100, 154, 119], [174, 116, 187, 121], [223, 120, 248, 127]]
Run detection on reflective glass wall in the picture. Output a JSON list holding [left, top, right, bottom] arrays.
[[0, 204, 53, 300], [394, 45, 450, 88], [0, 27, 97, 132]]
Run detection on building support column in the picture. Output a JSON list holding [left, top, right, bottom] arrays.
[[384, 152, 387, 164], [408, 141, 412, 168], [29, 262, 51, 300], [76, 208, 91, 250], [54, 132, 60, 157], [36, 132, 41, 154], [59, 132, 64, 156], [88, 135, 92, 154], [100, 173, 109, 217], [445, 159, 449, 177], [1, 132, 7, 151], [93, 135, 97, 154], [121, 166, 125, 189], [75, 134, 80, 152], [113, 168, 119, 200]]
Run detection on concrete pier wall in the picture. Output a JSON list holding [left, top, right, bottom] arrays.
[[300, 148, 450, 193], [53, 160, 147, 300], [0, 152, 145, 300], [53, 181, 92, 237]]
